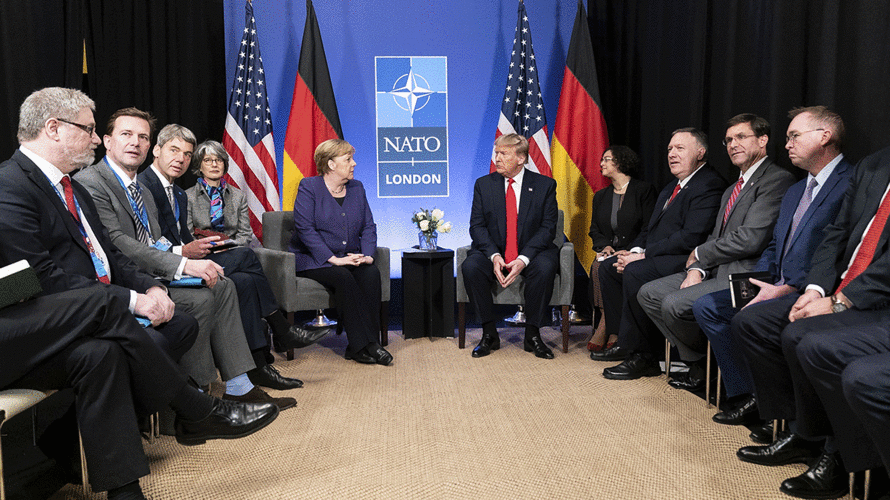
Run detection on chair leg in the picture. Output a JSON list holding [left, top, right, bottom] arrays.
[[561, 305, 570, 353], [715, 368, 722, 412], [458, 302, 466, 348], [706, 341, 713, 408], [286, 312, 295, 361], [848, 470, 869, 500], [380, 301, 389, 346], [1, 414, 6, 500], [78, 427, 90, 496], [665, 340, 671, 379]]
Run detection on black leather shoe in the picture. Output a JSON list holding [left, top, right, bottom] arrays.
[[346, 350, 376, 364], [248, 364, 304, 390], [667, 370, 706, 391], [779, 451, 848, 499], [524, 336, 554, 359], [472, 334, 500, 358], [175, 398, 279, 445], [366, 343, 393, 365], [736, 432, 823, 466], [749, 422, 775, 444], [277, 325, 331, 350], [603, 352, 661, 380], [223, 386, 296, 410], [713, 395, 759, 425], [590, 344, 629, 361]]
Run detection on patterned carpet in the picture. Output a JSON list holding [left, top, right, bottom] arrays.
[[51, 326, 805, 499]]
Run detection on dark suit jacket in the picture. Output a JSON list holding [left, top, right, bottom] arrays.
[[0, 150, 158, 303], [755, 158, 852, 289], [693, 158, 796, 282], [808, 147, 890, 309], [139, 167, 193, 245], [588, 178, 657, 252], [632, 163, 726, 262], [468, 169, 558, 263], [288, 176, 377, 272]]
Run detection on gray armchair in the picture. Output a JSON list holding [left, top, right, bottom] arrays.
[[257, 211, 390, 360], [456, 210, 575, 352]]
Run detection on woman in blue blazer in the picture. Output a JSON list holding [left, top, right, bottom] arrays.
[[289, 139, 391, 365]]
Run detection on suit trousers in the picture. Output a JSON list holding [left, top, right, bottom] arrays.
[[600, 254, 685, 353], [692, 289, 753, 398], [734, 295, 890, 437], [207, 247, 280, 352], [2, 288, 189, 492], [637, 271, 724, 361], [797, 324, 890, 472], [462, 248, 558, 330], [296, 264, 381, 357], [169, 277, 255, 385]]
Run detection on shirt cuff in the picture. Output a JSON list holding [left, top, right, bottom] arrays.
[[172, 245, 183, 256], [805, 284, 826, 297], [175, 258, 187, 280], [128, 290, 138, 313], [518, 255, 530, 266], [694, 247, 700, 261], [490, 253, 501, 261], [630, 247, 644, 254]]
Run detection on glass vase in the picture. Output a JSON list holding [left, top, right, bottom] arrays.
[[418, 230, 438, 251]]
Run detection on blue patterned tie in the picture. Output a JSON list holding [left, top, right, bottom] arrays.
[[127, 183, 151, 244]]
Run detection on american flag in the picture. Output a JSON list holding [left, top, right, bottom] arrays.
[[492, 1, 551, 177], [222, 0, 279, 243]]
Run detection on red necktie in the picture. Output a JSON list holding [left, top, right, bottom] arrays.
[[61, 177, 110, 284], [836, 186, 890, 293], [722, 177, 744, 226], [61, 176, 80, 222], [664, 183, 681, 209], [505, 178, 518, 262]]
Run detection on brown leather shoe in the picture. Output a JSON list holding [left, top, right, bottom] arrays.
[[223, 386, 296, 411]]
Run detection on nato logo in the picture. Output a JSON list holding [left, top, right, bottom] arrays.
[[375, 56, 448, 198]]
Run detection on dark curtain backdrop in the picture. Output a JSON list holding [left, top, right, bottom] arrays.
[[0, 0, 226, 187], [2, 0, 889, 190], [590, 0, 890, 190]]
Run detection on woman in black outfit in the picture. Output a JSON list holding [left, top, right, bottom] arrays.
[[588, 146, 656, 351]]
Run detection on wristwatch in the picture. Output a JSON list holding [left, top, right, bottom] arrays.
[[830, 294, 848, 313]]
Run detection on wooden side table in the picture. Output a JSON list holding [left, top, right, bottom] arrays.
[[401, 247, 454, 339]]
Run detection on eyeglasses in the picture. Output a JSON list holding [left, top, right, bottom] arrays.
[[56, 118, 95, 136], [202, 157, 224, 165], [600, 156, 616, 163], [723, 133, 755, 146], [786, 128, 825, 145]]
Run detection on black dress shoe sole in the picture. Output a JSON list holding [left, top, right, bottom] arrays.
[[779, 483, 848, 499], [713, 411, 759, 426], [603, 366, 662, 380], [472, 343, 499, 358], [668, 379, 705, 392], [590, 350, 629, 362], [175, 406, 280, 446], [736, 449, 819, 467]]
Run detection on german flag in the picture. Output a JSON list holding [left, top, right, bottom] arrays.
[[282, 0, 343, 212], [552, 0, 610, 273]]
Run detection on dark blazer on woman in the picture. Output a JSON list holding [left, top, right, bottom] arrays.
[[588, 178, 657, 252], [289, 176, 377, 272]]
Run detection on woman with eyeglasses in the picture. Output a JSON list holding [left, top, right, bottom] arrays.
[[587, 146, 657, 352], [185, 140, 253, 246]]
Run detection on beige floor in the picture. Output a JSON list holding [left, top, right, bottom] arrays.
[[54, 326, 808, 500]]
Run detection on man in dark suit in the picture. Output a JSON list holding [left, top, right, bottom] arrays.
[[591, 128, 725, 370], [618, 114, 795, 382], [0, 87, 278, 500], [138, 124, 312, 378], [463, 133, 559, 359], [75, 110, 298, 408], [732, 144, 890, 499], [692, 107, 852, 429]]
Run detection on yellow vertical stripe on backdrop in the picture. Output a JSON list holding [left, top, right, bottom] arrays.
[[83, 40, 87, 73], [553, 136, 596, 273], [282, 151, 306, 212]]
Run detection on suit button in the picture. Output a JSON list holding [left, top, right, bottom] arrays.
[[342, 241, 347, 245], [342, 213, 346, 216]]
